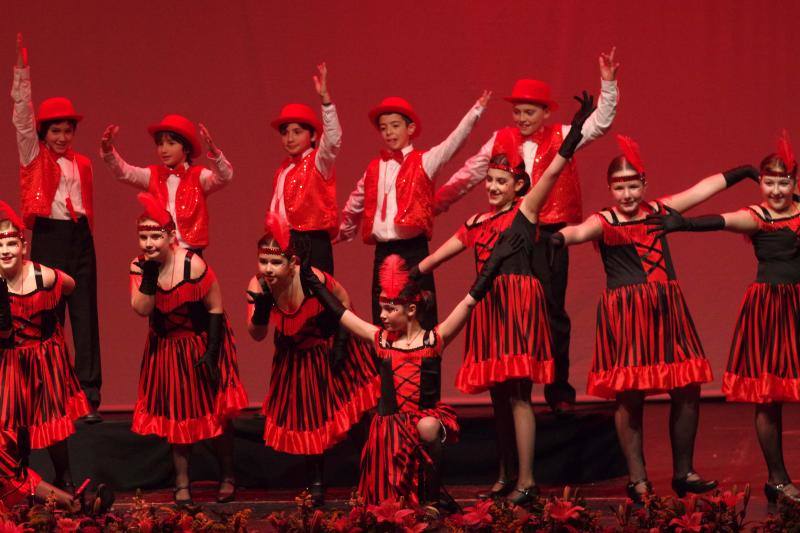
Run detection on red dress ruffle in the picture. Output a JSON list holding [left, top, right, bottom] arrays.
[[262, 274, 379, 455], [130, 265, 248, 445], [0, 270, 89, 448]]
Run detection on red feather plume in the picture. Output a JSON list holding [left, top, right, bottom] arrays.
[[491, 129, 523, 169], [264, 212, 291, 252], [378, 254, 409, 300], [778, 129, 796, 173], [0, 201, 25, 232], [615, 134, 646, 174], [136, 192, 172, 228]]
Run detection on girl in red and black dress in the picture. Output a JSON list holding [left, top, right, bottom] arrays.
[[303, 229, 526, 507], [129, 194, 248, 506], [246, 214, 379, 506], [413, 94, 594, 504], [646, 133, 800, 503], [0, 201, 89, 491], [553, 135, 757, 502]]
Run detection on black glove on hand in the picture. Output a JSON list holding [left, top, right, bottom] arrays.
[[0, 278, 11, 332], [408, 264, 424, 284], [331, 326, 349, 371], [723, 165, 759, 188], [300, 260, 346, 320], [246, 288, 274, 326], [547, 232, 566, 268], [645, 206, 725, 238], [195, 312, 223, 389], [135, 259, 161, 296], [469, 231, 525, 301], [558, 90, 596, 159]]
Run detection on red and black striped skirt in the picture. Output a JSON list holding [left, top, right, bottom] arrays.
[[262, 335, 379, 455], [724, 282, 800, 403], [0, 334, 90, 448], [456, 274, 554, 394], [589, 280, 712, 399], [132, 320, 248, 444], [358, 403, 458, 505]]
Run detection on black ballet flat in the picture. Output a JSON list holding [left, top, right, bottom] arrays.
[[477, 478, 516, 500], [173, 485, 193, 508], [764, 481, 800, 504], [671, 471, 718, 497], [507, 485, 540, 507], [626, 479, 653, 506]]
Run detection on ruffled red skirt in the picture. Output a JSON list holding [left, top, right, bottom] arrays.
[[0, 334, 90, 448], [589, 280, 713, 399], [358, 403, 459, 505], [456, 274, 554, 394], [132, 320, 248, 444], [262, 335, 379, 455], [724, 282, 800, 403]]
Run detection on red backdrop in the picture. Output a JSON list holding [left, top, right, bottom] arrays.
[[2, 1, 799, 409]]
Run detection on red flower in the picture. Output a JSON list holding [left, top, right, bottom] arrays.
[[547, 500, 585, 522], [0, 520, 23, 533], [367, 497, 409, 524], [720, 489, 744, 509], [461, 499, 494, 527], [55, 518, 81, 532], [669, 512, 705, 532]]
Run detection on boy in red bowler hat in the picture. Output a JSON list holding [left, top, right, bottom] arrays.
[[100, 114, 232, 254], [10, 34, 103, 424], [269, 63, 341, 274], [435, 48, 621, 413], [338, 90, 491, 329]]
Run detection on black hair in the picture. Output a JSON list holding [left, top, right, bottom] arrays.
[[606, 155, 645, 182], [377, 112, 413, 127], [154, 131, 193, 165], [760, 153, 798, 179], [37, 119, 78, 140], [488, 154, 530, 196], [278, 122, 317, 149]]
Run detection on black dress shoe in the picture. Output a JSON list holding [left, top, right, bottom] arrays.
[[173, 485, 193, 508], [477, 478, 515, 500], [671, 472, 718, 497], [764, 482, 800, 504], [507, 485, 540, 507], [626, 479, 653, 506]]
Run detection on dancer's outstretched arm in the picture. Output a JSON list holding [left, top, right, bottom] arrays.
[[660, 166, 759, 214]]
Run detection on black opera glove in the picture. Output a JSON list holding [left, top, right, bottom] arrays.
[[645, 206, 725, 238], [558, 90, 596, 159], [195, 312, 223, 389], [135, 259, 161, 296]]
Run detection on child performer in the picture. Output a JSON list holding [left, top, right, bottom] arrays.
[[11, 33, 102, 421], [0, 201, 90, 492], [301, 237, 525, 508], [412, 94, 595, 504], [550, 135, 757, 502], [435, 48, 620, 413], [645, 132, 800, 503], [101, 114, 232, 254], [128, 193, 248, 505], [246, 214, 379, 506], [269, 63, 341, 274], [337, 91, 491, 329]]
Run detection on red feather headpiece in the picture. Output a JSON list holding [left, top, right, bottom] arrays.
[[378, 254, 418, 304], [0, 201, 25, 240], [260, 212, 294, 257], [489, 130, 526, 178], [777, 129, 797, 175], [612, 134, 646, 183], [136, 192, 175, 232]]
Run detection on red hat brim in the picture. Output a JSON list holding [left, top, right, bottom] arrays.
[[368, 105, 422, 138], [503, 96, 559, 112], [35, 113, 83, 126], [147, 123, 202, 158], [270, 115, 323, 136]]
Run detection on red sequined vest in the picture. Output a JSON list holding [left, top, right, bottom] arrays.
[[147, 165, 209, 248], [272, 150, 338, 237]]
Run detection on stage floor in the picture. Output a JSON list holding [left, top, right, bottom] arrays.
[[95, 400, 798, 527]]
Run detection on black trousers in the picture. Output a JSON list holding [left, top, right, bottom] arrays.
[[534, 223, 576, 405], [30, 217, 102, 407], [371, 236, 437, 330], [290, 229, 334, 275]]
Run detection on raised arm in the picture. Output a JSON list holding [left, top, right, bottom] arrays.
[[660, 166, 759, 214], [566, 47, 620, 150], [421, 91, 490, 178], [416, 234, 466, 275], [11, 33, 39, 166], [335, 173, 366, 243], [129, 259, 158, 316], [519, 92, 596, 221], [314, 62, 342, 179], [198, 123, 233, 193], [433, 133, 495, 216], [100, 125, 151, 190], [246, 276, 272, 341]]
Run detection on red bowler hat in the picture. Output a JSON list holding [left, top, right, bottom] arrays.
[[368, 97, 422, 138], [503, 79, 559, 111], [147, 114, 202, 158], [271, 103, 323, 135], [36, 97, 83, 127]]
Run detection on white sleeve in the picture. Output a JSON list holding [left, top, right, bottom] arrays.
[[315, 103, 342, 180], [199, 150, 234, 193], [421, 102, 484, 178], [563, 79, 619, 150], [101, 149, 151, 190], [433, 132, 495, 215], [11, 66, 39, 166], [337, 172, 366, 242]]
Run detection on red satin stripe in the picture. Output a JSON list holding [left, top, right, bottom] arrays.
[[456, 356, 555, 395], [587, 358, 713, 399], [722, 372, 800, 403]]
